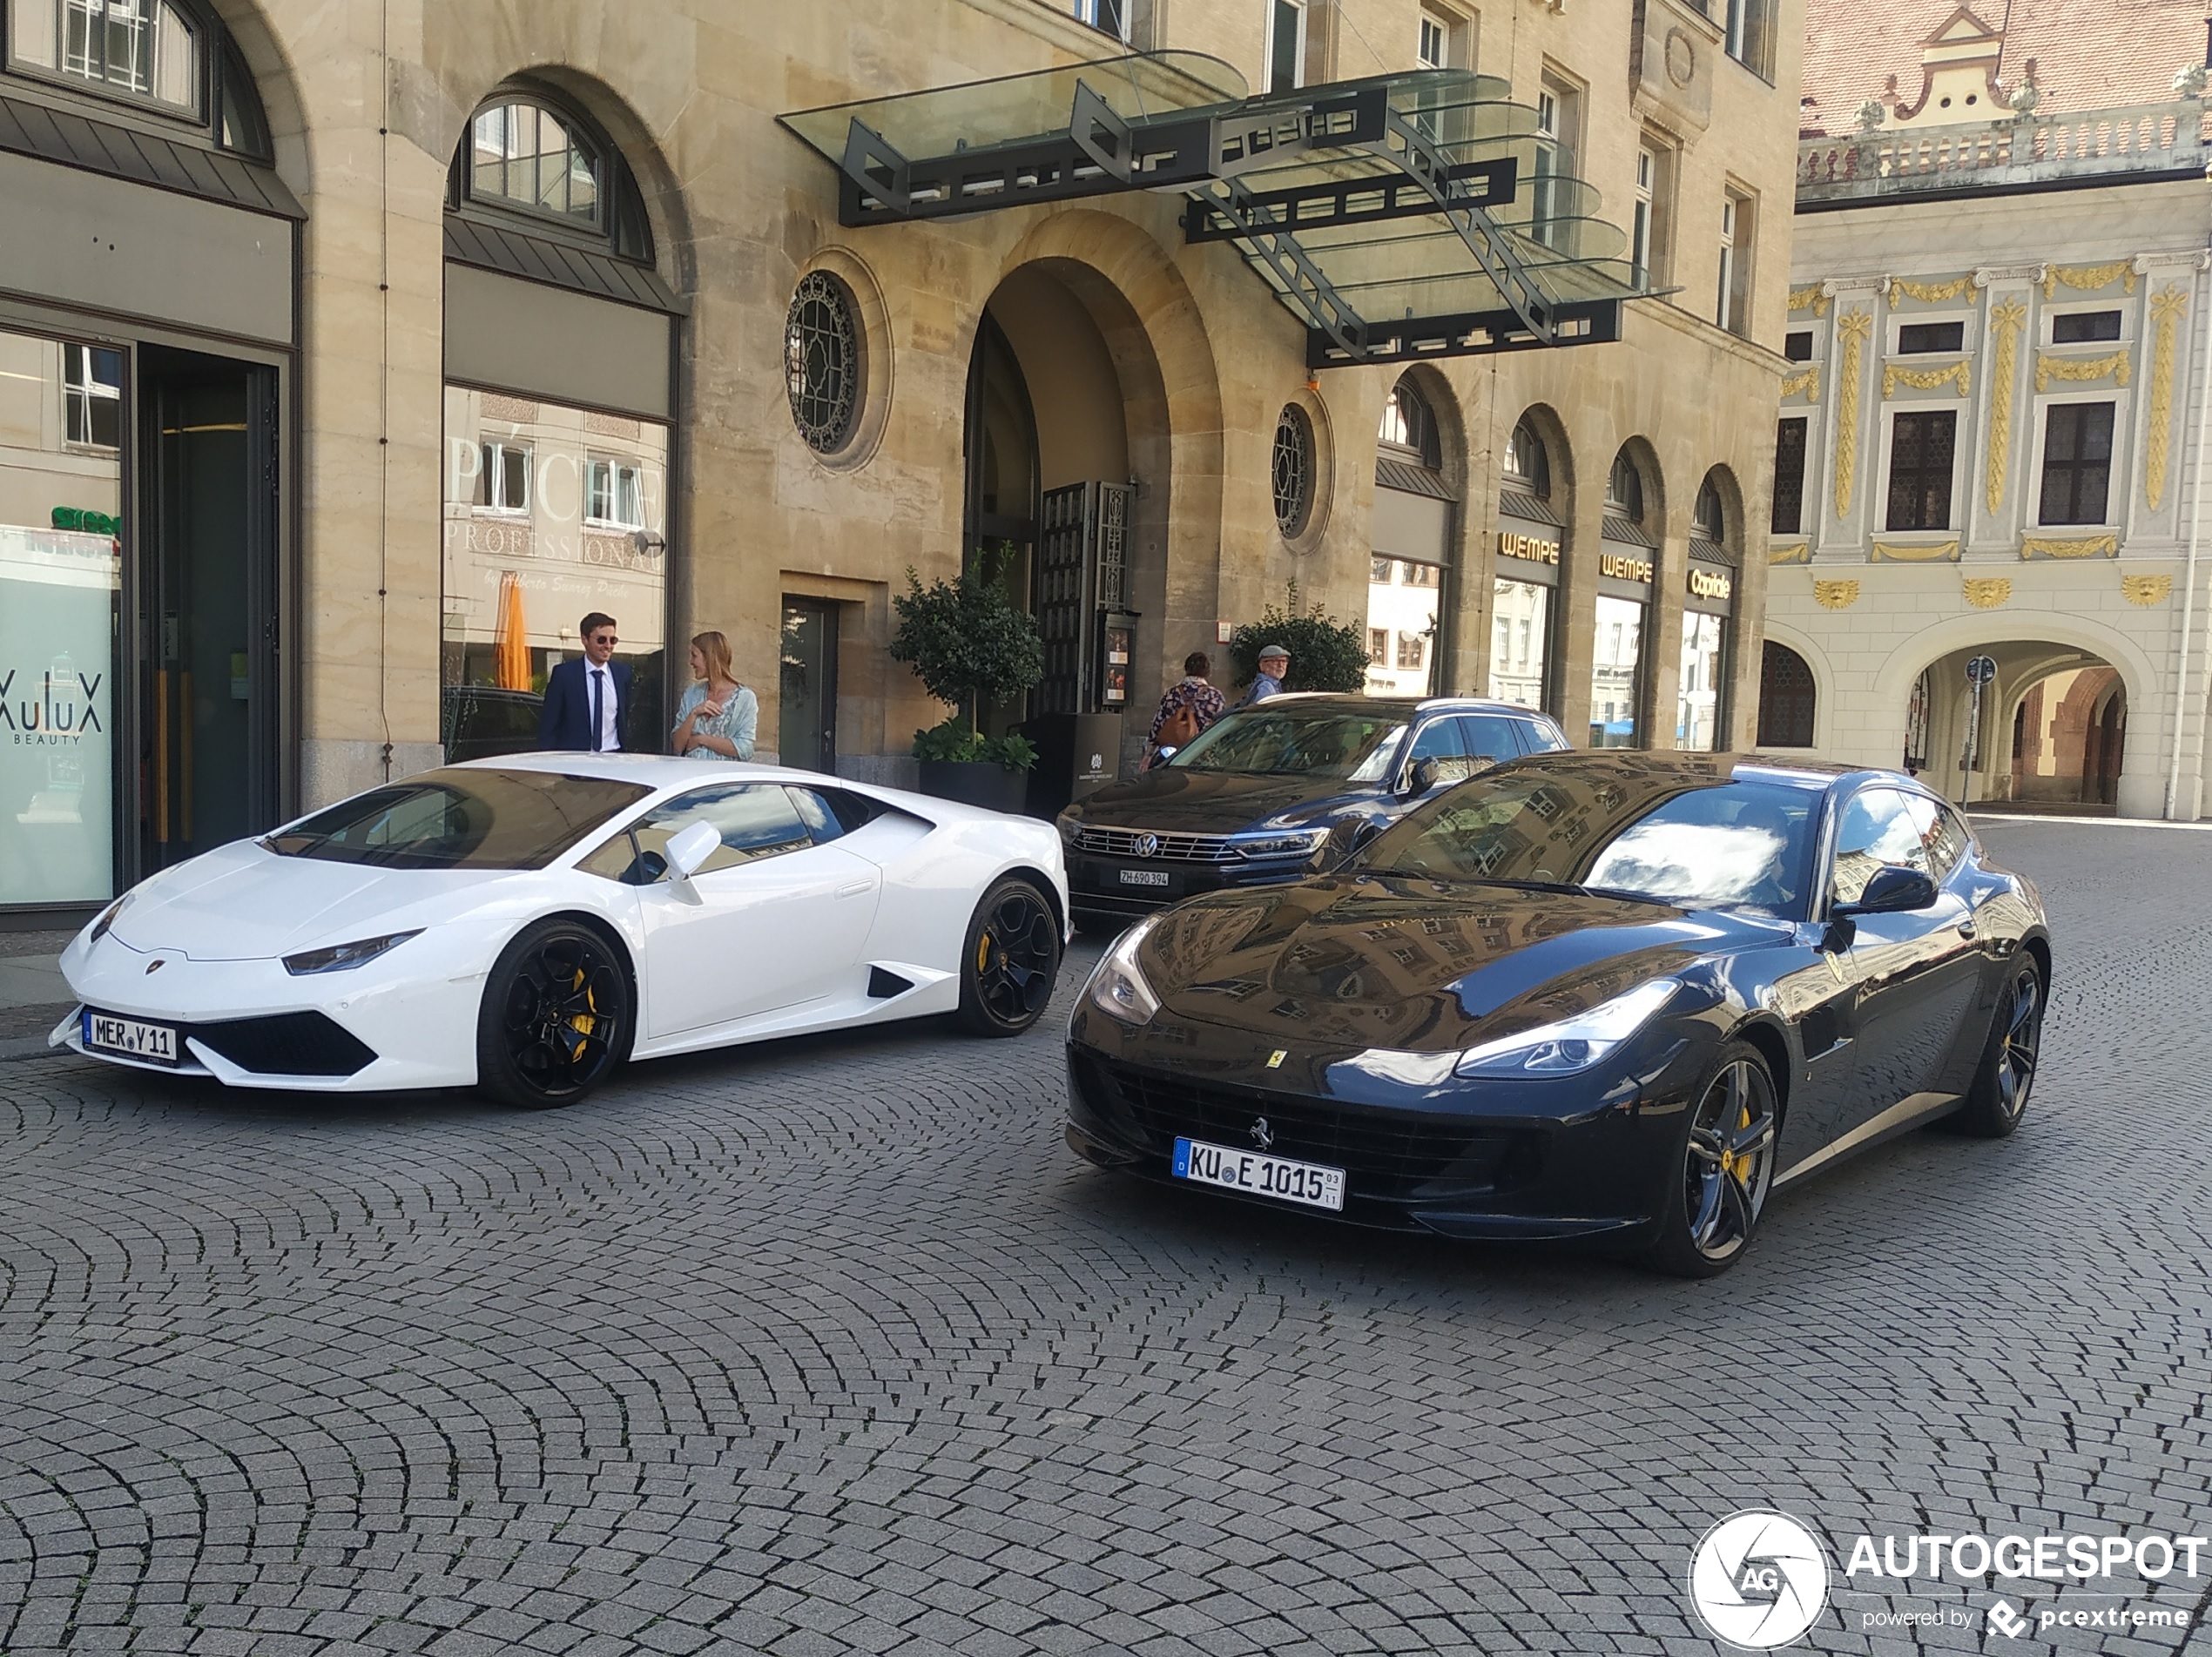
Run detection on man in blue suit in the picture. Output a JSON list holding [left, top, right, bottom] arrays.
[[538, 611, 633, 751]]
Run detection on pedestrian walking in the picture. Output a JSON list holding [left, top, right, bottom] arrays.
[[671, 630, 759, 760], [1244, 643, 1290, 705], [1144, 651, 1227, 770], [538, 611, 631, 751]]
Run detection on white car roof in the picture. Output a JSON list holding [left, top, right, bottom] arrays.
[[448, 751, 831, 790]]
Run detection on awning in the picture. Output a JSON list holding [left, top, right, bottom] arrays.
[[778, 53, 1656, 368]]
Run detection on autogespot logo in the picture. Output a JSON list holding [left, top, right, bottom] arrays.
[[1688, 1510, 1831, 1649]]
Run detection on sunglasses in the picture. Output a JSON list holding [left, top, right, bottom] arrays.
[[588, 634, 619, 646]]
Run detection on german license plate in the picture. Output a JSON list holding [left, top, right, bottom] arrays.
[[1172, 1135, 1345, 1212], [1119, 868, 1170, 886], [82, 1009, 180, 1067]]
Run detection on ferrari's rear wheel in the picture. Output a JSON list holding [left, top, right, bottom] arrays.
[[1644, 1041, 1778, 1279], [475, 919, 631, 1108], [1945, 960, 2043, 1139], [956, 878, 1062, 1037]]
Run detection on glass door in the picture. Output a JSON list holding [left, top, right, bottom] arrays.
[[779, 599, 838, 774]]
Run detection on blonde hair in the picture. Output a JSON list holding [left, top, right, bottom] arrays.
[[691, 630, 735, 684]]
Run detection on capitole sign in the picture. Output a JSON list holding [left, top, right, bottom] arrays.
[[1689, 567, 1734, 602], [1497, 529, 1560, 566]]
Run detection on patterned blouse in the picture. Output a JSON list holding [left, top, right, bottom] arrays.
[[672, 681, 759, 760], [1145, 677, 1227, 752]]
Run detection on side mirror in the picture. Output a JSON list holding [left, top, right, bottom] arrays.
[[1833, 864, 1938, 918], [665, 820, 720, 880], [1401, 756, 1442, 798]]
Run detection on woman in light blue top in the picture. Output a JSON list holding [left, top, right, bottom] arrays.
[[671, 630, 758, 760]]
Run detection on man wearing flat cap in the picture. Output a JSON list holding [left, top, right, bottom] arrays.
[[1244, 643, 1289, 705]]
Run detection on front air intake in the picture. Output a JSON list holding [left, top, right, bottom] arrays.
[[192, 1012, 376, 1077]]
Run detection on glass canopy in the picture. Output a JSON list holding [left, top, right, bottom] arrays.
[[777, 54, 1656, 367]]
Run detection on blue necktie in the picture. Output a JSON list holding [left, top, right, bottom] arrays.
[[589, 667, 604, 752]]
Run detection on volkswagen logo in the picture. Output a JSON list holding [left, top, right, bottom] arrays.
[[145, 959, 165, 974], [1249, 1116, 1274, 1150], [1132, 832, 1160, 859]]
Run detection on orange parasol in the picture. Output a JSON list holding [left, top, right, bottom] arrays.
[[494, 570, 531, 690]]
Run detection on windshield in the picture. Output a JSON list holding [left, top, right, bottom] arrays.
[[1167, 706, 1408, 780], [1366, 770, 1818, 917], [266, 769, 653, 870]]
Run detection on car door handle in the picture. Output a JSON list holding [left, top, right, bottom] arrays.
[[1957, 919, 1978, 940], [835, 879, 872, 899]]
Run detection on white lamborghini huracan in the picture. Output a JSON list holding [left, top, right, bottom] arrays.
[[54, 756, 1069, 1107]]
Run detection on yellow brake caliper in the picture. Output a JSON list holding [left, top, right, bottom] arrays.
[[977, 933, 994, 975], [568, 967, 596, 1039]]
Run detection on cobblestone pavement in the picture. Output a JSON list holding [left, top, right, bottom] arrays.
[[3, 823, 2209, 1657]]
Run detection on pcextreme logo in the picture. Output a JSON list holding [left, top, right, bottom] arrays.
[[1687, 1511, 1831, 1650]]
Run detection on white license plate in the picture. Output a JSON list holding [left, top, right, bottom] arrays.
[[1119, 868, 1170, 887], [82, 1010, 180, 1066], [1173, 1135, 1345, 1212]]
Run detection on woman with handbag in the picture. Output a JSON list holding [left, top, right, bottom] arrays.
[[1143, 652, 1227, 770]]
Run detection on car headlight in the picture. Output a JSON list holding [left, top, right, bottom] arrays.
[[1056, 812, 1083, 848], [282, 930, 422, 977], [1231, 827, 1330, 861], [1083, 915, 1163, 1026], [1454, 979, 1679, 1077], [88, 892, 132, 943]]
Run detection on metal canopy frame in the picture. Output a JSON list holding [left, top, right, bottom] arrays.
[[778, 55, 1652, 367]]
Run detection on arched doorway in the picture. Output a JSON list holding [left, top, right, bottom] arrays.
[[2010, 666, 2126, 808], [1905, 643, 2128, 810]]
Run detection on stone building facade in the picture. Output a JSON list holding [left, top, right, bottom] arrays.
[[0, 0, 1802, 920], [1770, 0, 2212, 820]]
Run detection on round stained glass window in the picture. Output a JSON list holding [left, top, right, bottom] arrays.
[[1272, 403, 1314, 537], [785, 272, 860, 454]]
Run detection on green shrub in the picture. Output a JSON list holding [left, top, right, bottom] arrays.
[[889, 564, 1045, 770], [910, 719, 1038, 774], [1226, 585, 1372, 692]]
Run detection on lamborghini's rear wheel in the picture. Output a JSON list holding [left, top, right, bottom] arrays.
[[956, 878, 1062, 1036], [475, 919, 631, 1108]]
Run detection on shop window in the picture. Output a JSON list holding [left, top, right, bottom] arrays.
[[1770, 417, 1807, 535], [1757, 641, 1816, 748], [1679, 612, 1726, 752], [1488, 579, 1550, 711], [2052, 311, 2121, 345], [10, 0, 199, 113], [1590, 594, 1644, 748], [785, 271, 862, 455], [64, 343, 124, 450], [1897, 320, 1965, 355], [587, 458, 645, 529], [469, 100, 600, 226], [1504, 417, 1551, 498], [477, 442, 531, 512], [1885, 410, 1956, 531], [2039, 402, 2114, 527], [1272, 403, 1315, 536]]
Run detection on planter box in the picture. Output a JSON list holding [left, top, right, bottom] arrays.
[[916, 758, 1028, 814]]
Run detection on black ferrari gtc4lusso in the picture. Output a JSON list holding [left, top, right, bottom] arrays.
[[1064, 751, 2050, 1276]]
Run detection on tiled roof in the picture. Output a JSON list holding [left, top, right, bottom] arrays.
[[0, 91, 301, 218], [1802, 0, 2207, 133], [442, 216, 687, 315]]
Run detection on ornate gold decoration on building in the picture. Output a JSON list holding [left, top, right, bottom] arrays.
[[1769, 542, 1811, 564], [2146, 287, 2188, 509], [1779, 367, 1819, 402], [2020, 532, 2120, 559], [1787, 284, 1831, 316], [2041, 260, 2140, 300], [1882, 359, 1971, 398], [1813, 578, 1860, 609], [1871, 538, 1961, 562], [2033, 349, 2131, 393], [1984, 297, 2027, 515], [1833, 310, 1873, 520], [1962, 577, 2012, 609], [1885, 274, 1975, 306], [2121, 573, 2175, 607]]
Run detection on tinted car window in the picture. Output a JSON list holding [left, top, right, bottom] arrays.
[[1367, 771, 1818, 916], [267, 770, 650, 870], [1167, 707, 1408, 781], [787, 787, 846, 843], [631, 785, 813, 875], [1831, 788, 1928, 904], [1407, 719, 1467, 762], [1458, 715, 1526, 764]]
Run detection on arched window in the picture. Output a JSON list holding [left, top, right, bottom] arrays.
[[1758, 642, 1817, 748], [469, 100, 601, 226], [1694, 475, 1725, 542], [1378, 377, 1440, 468], [1273, 403, 1315, 536], [1504, 418, 1551, 498], [6, 0, 267, 151], [1606, 449, 1645, 523]]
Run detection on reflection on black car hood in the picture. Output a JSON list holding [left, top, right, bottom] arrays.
[[1070, 768, 1375, 832], [1138, 876, 1790, 1050]]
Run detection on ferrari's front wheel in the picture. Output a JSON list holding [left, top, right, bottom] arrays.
[[475, 919, 631, 1108], [1643, 1041, 1778, 1279], [956, 878, 1062, 1037]]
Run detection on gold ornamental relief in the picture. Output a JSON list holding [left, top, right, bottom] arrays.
[[1984, 298, 2027, 515], [1885, 274, 1976, 306], [1882, 360, 1971, 399], [2034, 349, 2131, 394], [2146, 288, 2188, 509], [1769, 542, 1811, 565], [1788, 285, 1831, 316], [2122, 573, 2175, 607], [2020, 533, 2119, 560], [1780, 367, 1819, 402], [1833, 311, 1873, 521], [1813, 579, 1861, 609], [1871, 539, 1961, 562], [1962, 578, 2012, 609], [2042, 261, 2140, 300]]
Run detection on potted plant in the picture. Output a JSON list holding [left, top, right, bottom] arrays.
[[889, 562, 1045, 814], [1225, 584, 1373, 694]]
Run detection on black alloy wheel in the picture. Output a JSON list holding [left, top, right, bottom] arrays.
[[956, 878, 1062, 1036], [475, 919, 631, 1108], [1646, 1041, 1779, 1278], [1946, 960, 2043, 1139]]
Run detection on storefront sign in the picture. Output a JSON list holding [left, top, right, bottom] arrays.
[[1689, 567, 1733, 603], [1600, 551, 1653, 584], [1497, 529, 1560, 565]]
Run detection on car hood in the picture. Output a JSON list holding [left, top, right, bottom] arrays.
[[1135, 875, 1788, 1052], [109, 840, 528, 960], [1072, 769, 1380, 833]]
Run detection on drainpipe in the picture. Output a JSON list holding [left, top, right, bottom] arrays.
[[2167, 242, 2212, 819]]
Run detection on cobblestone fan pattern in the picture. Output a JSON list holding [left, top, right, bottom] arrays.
[[3, 824, 2209, 1656]]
